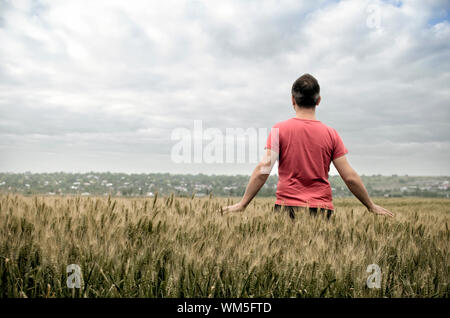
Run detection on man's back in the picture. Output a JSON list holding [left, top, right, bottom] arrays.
[[266, 117, 347, 210]]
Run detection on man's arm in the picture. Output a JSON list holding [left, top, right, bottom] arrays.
[[222, 149, 277, 213], [332, 155, 394, 217]]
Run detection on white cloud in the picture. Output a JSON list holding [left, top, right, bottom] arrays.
[[0, 0, 449, 175]]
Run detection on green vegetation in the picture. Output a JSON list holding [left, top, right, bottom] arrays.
[[0, 172, 449, 198]]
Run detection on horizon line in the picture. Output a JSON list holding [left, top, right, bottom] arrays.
[[0, 171, 449, 178]]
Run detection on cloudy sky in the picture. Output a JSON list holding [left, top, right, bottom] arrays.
[[0, 0, 449, 176]]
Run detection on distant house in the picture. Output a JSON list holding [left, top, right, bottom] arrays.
[[223, 186, 238, 191]]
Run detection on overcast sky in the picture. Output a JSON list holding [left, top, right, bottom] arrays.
[[0, 0, 449, 176]]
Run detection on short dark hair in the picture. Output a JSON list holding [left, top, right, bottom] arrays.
[[291, 73, 320, 108]]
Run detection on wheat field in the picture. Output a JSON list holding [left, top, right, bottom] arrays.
[[0, 194, 448, 298]]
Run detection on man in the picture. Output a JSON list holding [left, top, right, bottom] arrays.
[[222, 73, 394, 218]]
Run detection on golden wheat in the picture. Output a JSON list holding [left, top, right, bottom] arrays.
[[0, 194, 448, 298]]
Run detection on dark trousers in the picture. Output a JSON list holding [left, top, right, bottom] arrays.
[[274, 204, 334, 220]]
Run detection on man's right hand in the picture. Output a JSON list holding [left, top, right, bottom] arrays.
[[368, 204, 394, 217]]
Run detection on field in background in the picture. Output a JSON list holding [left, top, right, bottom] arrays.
[[0, 194, 448, 298]]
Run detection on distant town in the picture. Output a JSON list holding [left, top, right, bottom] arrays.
[[0, 172, 449, 199]]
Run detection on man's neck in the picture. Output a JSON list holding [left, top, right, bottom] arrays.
[[295, 107, 317, 120]]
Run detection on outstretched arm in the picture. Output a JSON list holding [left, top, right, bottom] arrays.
[[332, 155, 394, 217], [222, 149, 278, 213]]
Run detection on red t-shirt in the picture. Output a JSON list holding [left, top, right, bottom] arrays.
[[265, 117, 348, 210]]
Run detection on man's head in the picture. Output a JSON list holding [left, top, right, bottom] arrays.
[[291, 73, 321, 109]]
